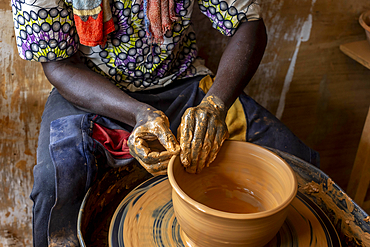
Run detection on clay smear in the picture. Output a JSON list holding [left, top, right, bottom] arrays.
[[178, 95, 228, 174], [300, 176, 370, 246]]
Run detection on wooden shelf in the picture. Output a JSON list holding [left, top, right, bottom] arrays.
[[340, 40, 370, 70]]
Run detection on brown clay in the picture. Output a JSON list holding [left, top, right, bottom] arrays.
[[360, 10, 370, 45], [177, 95, 229, 174], [145, 139, 166, 152], [128, 107, 180, 175], [168, 140, 297, 247]]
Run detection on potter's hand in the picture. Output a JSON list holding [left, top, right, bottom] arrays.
[[177, 95, 229, 173], [128, 107, 180, 175]]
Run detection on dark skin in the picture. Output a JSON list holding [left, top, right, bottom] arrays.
[[42, 19, 267, 174]]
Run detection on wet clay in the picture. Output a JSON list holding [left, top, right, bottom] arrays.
[[177, 95, 228, 174], [364, 216, 370, 223], [128, 107, 180, 175], [298, 175, 370, 246], [146, 139, 166, 152]]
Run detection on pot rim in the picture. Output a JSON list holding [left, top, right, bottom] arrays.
[[359, 10, 370, 32], [167, 141, 298, 220]]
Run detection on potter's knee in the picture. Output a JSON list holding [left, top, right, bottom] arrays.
[[30, 163, 55, 202]]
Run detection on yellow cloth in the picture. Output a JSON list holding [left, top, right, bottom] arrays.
[[198, 75, 247, 141]]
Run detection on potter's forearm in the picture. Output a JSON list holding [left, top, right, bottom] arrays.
[[207, 19, 267, 109], [42, 54, 149, 127]]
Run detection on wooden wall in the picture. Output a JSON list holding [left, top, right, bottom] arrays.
[[277, 0, 370, 194], [194, 0, 370, 194], [1, 0, 369, 245]]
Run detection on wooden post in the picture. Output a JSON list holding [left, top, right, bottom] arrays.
[[347, 107, 370, 210]]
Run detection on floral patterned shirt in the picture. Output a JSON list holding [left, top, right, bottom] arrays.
[[12, 0, 261, 91]]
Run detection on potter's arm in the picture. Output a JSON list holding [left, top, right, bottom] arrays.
[[208, 19, 267, 109], [178, 19, 267, 173], [42, 54, 145, 126], [42, 55, 180, 174]]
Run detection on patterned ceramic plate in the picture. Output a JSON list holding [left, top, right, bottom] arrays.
[[109, 175, 341, 247]]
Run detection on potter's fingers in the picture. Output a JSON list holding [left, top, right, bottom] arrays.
[[154, 123, 180, 154], [190, 110, 208, 165], [194, 115, 216, 173], [144, 150, 175, 163], [128, 130, 174, 164], [205, 122, 228, 168], [129, 136, 164, 164], [129, 120, 179, 164], [128, 129, 152, 159], [179, 108, 195, 167], [134, 137, 177, 163], [137, 158, 169, 176], [189, 110, 209, 173], [186, 130, 213, 174]]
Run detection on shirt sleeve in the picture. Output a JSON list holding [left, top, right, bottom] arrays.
[[11, 0, 79, 62], [197, 0, 261, 36]]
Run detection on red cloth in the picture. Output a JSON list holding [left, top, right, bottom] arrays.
[[91, 123, 133, 159], [73, 0, 115, 47], [147, 0, 178, 43]]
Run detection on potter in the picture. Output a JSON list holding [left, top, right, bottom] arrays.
[[11, 0, 321, 242]]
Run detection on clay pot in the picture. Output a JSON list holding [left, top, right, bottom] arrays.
[[360, 10, 370, 45], [167, 141, 297, 247]]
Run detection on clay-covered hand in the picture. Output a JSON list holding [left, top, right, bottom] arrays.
[[128, 107, 180, 175], [177, 95, 229, 173]]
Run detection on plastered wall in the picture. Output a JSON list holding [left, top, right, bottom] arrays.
[[1, 0, 370, 245], [0, 2, 52, 245]]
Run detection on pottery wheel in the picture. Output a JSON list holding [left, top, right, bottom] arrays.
[[109, 175, 341, 247]]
